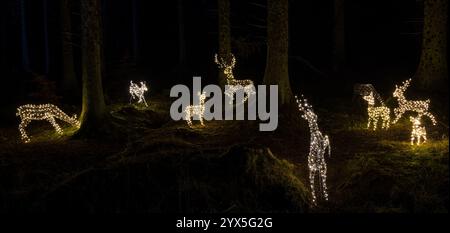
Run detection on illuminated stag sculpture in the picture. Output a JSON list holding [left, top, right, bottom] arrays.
[[184, 92, 207, 127], [392, 79, 436, 125], [129, 80, 148, 107], [214, 53, 255, 104], [295, 95, 331, 204], [16, 104, 80, 143]]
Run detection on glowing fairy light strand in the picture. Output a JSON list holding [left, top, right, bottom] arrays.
[[410, 115, 427, 145], [362, 91, 390, 130], [214, 53, 256, 104], [184, 92, 207, 127], [392, 78, 436, 125], [129, 80, 149, 107], [295, 95, 331, 204], [16, 104, 80, 143]]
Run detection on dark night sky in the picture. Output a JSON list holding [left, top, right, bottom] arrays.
[[0, 0, 430, 106]]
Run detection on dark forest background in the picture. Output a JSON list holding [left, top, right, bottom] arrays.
[[0, 0, 432, 107]]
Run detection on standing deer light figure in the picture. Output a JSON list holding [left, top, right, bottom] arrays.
[[16, 104, 80, 143], [392, 78, 436, 125], [362, 91, 390, 130], [214, 53, 256, 104], [410, 115, 427, 145], [129, 80, 148, 107], [295, 95, 331, 204], [184, 92, 207, 127]]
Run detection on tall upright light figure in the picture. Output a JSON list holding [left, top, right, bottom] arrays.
[[295, 95, 331, 204]]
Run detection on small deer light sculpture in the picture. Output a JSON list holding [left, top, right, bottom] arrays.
[[214, 53, 256, 104], [16, 104, 80, 143], [295, 95, 331, 204], [410, 115, 427, 145], [129, 80, 148, 107], [392, 78, 436, 125], [184, 92, 207, 127], [362, 91, 390, 130]]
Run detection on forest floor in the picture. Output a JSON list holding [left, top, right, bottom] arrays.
[[0, 90, 448, 213]]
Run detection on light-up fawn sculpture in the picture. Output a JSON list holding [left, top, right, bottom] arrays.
[[295, 95, 331, 204], [392, 79, 436, 125], [16, 104, 80, 143], [129, 80, 148, 107], [184, 92, 207, 127], [410, 115, 427, 145], [214, 53, 256, 104], [362, 91, 390, 130]]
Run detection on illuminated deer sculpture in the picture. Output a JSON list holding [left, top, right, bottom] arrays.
[[214, 53, 255, 104], [16, 104, 80, 143], [295, 95, 331, 204]]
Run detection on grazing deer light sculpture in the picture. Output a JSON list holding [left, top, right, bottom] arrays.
[[214, 53, 256, 104], [295, 95, 331, 204], [184, 92, 207, 127], [392, 79, 436, 125], [410, 115, 427, 145], [16, 104, 80, 143], [362, 91, 390, 130], [129, 80, 148, 107]]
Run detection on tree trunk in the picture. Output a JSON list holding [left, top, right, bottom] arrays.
[[79, 0, 107, 133], [332, 0, 345, 73], [43, 0, 49, 75], [132, 0, 139, 64], [264, 0, 292, 105], [61, 0, 79, 101], [177, 0, 186, 74], [217, 0, 231, 87], [415, 0, 448, 90], [18, 0, 30, 72]]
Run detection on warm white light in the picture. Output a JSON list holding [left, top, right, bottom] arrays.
[[129, 80, 148, 107], [16, 104, 80, 143], [362, 92, 390, 130], [410, 115, 427, 145], [214, 53, 256, 104], [393, 78, 436, 125], [184, 92, 207, 127], [295, 95, 330, 204]]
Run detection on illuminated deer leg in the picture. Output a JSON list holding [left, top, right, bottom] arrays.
[[309, 166, 317, 204], [184, 107, 192, 127], [19, 119, 31, 143], [393, 108, 404, 123], [372, 116, 379, 131], [422, 112, 437, 125], [46, 115, 63, 134], [319, 158, 329, 201], [199, 111, 204, 126]]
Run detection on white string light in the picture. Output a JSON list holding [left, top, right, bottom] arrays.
[[362, 91, 390, 130], [393, 78, 436, 125], [16, 104, 80, 143], [410, 115, 427, 145], [214, 53, 256, 104], [184, 92, 207, 127], [295, 95, 331, 204], [129, 80, 148, 107]]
